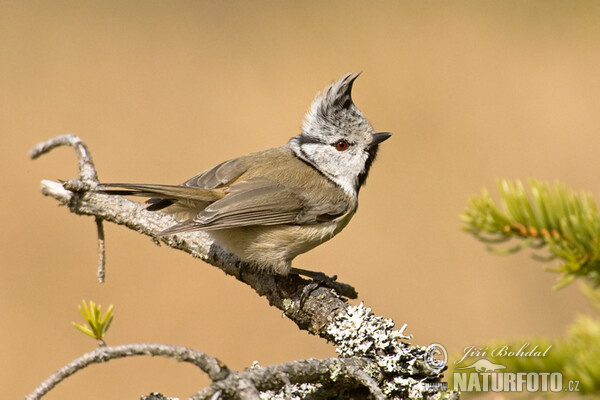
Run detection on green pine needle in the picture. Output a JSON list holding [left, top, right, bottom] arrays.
[[72, 300, 114, 341], [461, 179, 600, 288]]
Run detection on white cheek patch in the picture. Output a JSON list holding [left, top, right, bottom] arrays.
[[300, 143, 359, 197]]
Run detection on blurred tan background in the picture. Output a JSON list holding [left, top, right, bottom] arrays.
[[3, 1, 600, 398]]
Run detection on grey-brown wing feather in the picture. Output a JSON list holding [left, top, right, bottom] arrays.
[[159, 179, 350, 235], [181, 158, 247, 189], [146, 157, 248, 210]]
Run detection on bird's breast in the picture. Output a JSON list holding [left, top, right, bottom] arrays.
[[206, 208, 356, 274]]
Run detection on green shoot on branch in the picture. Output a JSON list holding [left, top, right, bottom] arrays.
[[461, 179, 600, 289], [72, 300, 114, 343]]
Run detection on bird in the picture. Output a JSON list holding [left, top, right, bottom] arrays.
[[99, 73, 391, 281]]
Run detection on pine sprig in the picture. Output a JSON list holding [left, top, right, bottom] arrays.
[[461, 179, 600, 288]]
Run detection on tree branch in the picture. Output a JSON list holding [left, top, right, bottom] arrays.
[[25, 343, 230, 400], [30, 135, 451, 399], [193, 357, 385, 400]]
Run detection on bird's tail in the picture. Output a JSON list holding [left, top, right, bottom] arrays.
[[96, 183, 221, 211]]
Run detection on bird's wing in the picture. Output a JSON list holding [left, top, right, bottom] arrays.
[[158, 178, 350, 235]]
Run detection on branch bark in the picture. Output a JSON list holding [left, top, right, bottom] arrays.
[[30, 135, 452, 399], [25, 344, 230, 400], [193, 357, 384, 400]]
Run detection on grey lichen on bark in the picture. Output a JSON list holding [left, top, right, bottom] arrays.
[[29, 135, 453, 399]]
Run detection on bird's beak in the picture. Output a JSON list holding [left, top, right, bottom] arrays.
[[370, 132, 392, 148]]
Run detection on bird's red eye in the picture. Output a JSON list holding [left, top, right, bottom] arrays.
[[334, 139, 349, 151]]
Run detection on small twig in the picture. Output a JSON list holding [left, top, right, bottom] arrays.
[[95, 217, 106, 282], [30, 134, 98, 183], [32, 134, 108, 279], [25, 343, 230, 400]]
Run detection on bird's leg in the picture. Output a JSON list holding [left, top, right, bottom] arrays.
[[290, 267, 338, 282], [290, 267, 357, 300]]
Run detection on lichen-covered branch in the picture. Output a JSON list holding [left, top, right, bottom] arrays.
[[193, 357, 384, 400], [30, 135, 451, 399]]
